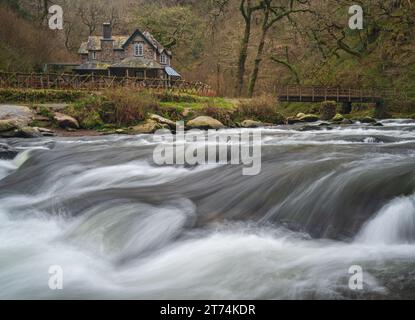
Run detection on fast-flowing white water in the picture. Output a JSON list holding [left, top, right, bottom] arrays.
[[1, 120, 415, 299]]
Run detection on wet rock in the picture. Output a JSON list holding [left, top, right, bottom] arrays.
[[149, 114, 176, 129], [131, 119, 169, 134], [287, 117, 303, 125], [0, 143, 18, 160], [298, 125, 324, 132], [372, 122, 384, 127], [341, 118, 354, 125], [36, 127, 55, 137], [0, 119, 19, 132], [18, 127, 43, 138], [53, 112, 80, 129], [298, 114, 320, 123], [360, 117, 377, 124], [187, 116, 225, 130]]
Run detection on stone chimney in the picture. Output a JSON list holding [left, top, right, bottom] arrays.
[[103, 23, 112, 40], [101, 23, 114, 63]]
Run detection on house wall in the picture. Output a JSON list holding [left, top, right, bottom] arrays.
[[124, 33, 157, 60]]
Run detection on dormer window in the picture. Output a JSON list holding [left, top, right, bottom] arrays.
[[134, 43, 144, 57], [160, 53, 167, 64]]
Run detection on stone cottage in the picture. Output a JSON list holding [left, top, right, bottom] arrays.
[[75, 23, 181, 80]]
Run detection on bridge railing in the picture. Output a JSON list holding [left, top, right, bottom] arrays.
[[276, 85, 403, 102], [0, 72, 215, 96]]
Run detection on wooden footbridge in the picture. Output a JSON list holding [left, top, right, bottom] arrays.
[[277, 85, 402, 104]]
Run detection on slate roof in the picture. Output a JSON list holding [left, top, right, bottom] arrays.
[[165, 66, 181, 77], [78, 36, 129, 54], [74, 62, 112, 71], [78, 31, 171, 56]]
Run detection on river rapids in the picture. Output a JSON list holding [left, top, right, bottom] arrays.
[[1, 120, 415, 299]]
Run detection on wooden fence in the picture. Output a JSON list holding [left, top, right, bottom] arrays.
[[0, 72, 214, 96]]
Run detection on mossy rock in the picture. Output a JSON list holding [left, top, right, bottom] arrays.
[[332, 114, 345, 122]]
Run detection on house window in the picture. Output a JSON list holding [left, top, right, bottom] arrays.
[[134, 43, 144, 57], [135, 71, 145, 79], [160, 53, 167, 64], [91, 51, 97, 60]]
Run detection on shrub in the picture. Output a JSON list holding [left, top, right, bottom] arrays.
[[102, 88, 160, 126], [200, 102, 234, 127], [235, 95, 285, 124], [65, 88, 161, 128]]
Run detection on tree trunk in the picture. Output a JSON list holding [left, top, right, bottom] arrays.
[[235, 17, 252, 97], [247, 9, 269, 98]]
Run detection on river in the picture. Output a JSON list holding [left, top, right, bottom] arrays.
[[1, 120, 415, 299]]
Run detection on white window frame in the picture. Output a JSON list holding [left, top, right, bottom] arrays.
[[91, 51, 97, 60], [134, 43, 144, 57], [160, 53, 167, 64]]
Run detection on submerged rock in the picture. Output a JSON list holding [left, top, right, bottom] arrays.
[[341, 118, 354, 125], [54, 113, 80, 129], [241, 120, 273, 128], [360, 117, 377, 124], [0, 143, 18, 160], [187, 116, 225, 130], [298, 125, 324, 132]]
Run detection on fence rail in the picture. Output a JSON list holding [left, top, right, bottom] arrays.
[[0, 72, 214, 96]]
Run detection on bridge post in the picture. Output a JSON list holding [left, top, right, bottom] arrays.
[[374, 100, 386, 119], [341, 102, 352, 114]]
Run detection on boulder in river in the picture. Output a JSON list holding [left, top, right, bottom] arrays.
[[53, 112, 80, 129], [187, 116, 225, 130], [360, 117, 377, 124]]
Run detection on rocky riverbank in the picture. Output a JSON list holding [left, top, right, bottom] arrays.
[[0, 102, 387, 140]]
